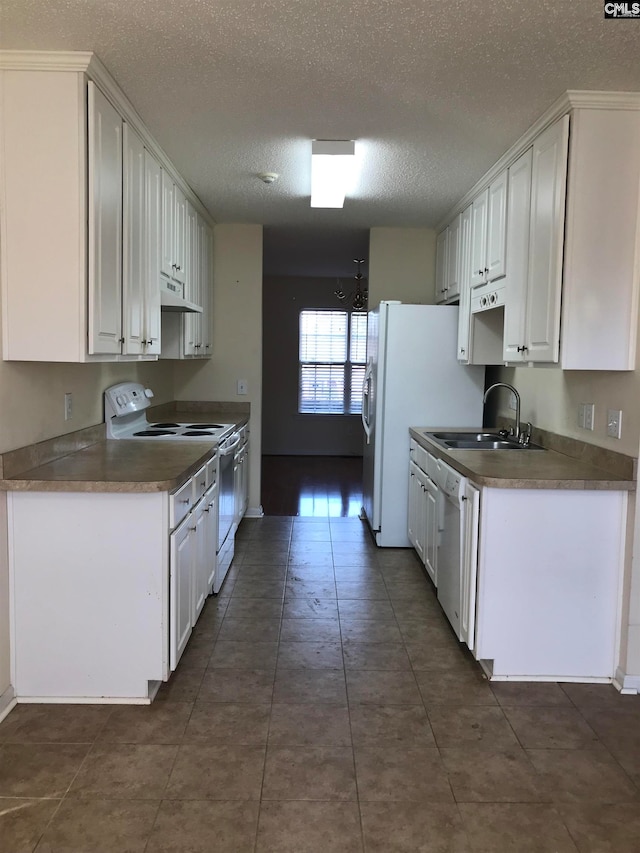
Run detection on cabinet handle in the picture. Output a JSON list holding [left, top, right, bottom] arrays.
[[203, 507, 210, 513], [181, 499, 190, 504], [189, 526, 196, 532], [477, 269, 484, 276], [517, 345, 528, 353], [484, 267, 489, 274], [440, 287, 447, 293], [460, 348, 465, 354], [118, 337, 125, 344], [176, 265, 182, 271]]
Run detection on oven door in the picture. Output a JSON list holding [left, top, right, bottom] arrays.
[[215, 432, 240, 592]]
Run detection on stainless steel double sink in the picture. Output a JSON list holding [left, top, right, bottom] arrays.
[[424, 431, 543, 451]]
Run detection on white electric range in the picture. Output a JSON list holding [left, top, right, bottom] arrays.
[[104, 381, 239, 595], [104, 381, 235, 442]]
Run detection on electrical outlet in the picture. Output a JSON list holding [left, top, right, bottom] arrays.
[[584, 403, 594, 431], [237, 379, 248, 396], [607, 409, 622, 439], [508, 392, 517, 411], [577, 404, 585, 429], [64, 392, 73, 421]]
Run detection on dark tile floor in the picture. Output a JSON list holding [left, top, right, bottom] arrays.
[[2, 515, 640, 851]]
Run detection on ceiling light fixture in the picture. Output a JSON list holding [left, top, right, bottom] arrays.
[[310, 140, 356, 208]]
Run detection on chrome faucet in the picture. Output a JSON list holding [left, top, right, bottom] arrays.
[[483, 382, 521, 440]]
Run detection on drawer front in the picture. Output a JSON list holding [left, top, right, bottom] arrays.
[[192, 463, 208, 504], [170, 478, 193, 529], [415, 444, 429, 475]]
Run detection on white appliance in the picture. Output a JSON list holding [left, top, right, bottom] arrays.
[[104, 381, 234, 442], [361, 302, 484, 547], [104, 381, 238, 593], [432, 459, 466, 638]]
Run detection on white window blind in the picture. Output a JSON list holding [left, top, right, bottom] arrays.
[[299, 310, 367, 415]]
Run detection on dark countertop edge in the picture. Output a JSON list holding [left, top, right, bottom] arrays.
[[409, 427, 636, 491]]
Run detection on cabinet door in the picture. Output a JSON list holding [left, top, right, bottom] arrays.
[[503, 148, 532, 362], [87, 82, 123, 355], [170, 515, 194, 670], [408, 462, 420, 549], [457, 205, 473, 362], [174, 184, 187, 284], [461, 482, 480, 652], [423, 476, 438, 586], [161, 169, 175, 278], [144, 149, 162, 355], [486, 171, 508, 282], [122, 123, 145, 355], [199, 218, 213, 357], [205, 487, 219, 593], [192, 501, 208, 624], [469, 189, 488, 289], [526, 115, 569, 362], [446, 214, 461, 299], [435, 229, 449, 303]]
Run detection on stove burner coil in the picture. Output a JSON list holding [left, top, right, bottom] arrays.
[[133, 430, 177, 436], [185, 424, 224, 429], [182, 430, 216, 436], [149, 422, 180, 428]]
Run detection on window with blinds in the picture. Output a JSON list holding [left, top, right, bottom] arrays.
[[299, 310, 367, 414]]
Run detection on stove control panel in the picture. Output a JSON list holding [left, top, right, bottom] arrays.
[[104, 381, 153, 420]]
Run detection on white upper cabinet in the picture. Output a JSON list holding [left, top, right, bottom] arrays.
[[456, 205, 473, 363], [446, 213, 461, 300], [503, 147, 533, 362], [0, 53, 213, 362], [143, 149, 162, 356], [435, 228, 448, 303], [121, 123, 146, 356], [525, 115, 569, 363], [470, 171, 507, 289], [439, 93, 640, 371], [87, 82, 123, 356]]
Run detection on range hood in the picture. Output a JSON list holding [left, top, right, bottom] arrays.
[[160, 278, 203, 313]]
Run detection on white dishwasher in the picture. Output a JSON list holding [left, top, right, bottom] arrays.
[[433, 458, 466, 640]]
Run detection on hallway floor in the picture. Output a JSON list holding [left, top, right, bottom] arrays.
[[2, 517, 640, 850]]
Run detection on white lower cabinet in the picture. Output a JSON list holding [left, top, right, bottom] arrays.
[[170, 512, 195, 670], [408, 443, 439, 586], [408, 440, 628, 682], [469, 485, 626, 681], [8, 452, 220, 701]]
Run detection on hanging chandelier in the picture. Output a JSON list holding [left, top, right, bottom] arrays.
[[334, 258, 368, 311]]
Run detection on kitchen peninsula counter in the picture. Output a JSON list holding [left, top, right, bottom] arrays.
[[410, 426, 636, 491]]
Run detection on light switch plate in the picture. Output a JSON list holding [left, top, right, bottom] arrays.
[[237, 379, 248, 395], [584, 403, 594, 431], [607, 409, 622, 439]]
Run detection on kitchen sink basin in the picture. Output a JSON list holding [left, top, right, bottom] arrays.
[[424, 431, 543, 451]]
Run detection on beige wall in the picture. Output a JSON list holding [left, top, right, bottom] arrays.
[[368, 227, 437, 306], [491, 364, 640, 457], [174, 224, 263, 513]]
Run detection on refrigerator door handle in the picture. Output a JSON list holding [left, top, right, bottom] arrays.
[[361, 361, 373, 444]]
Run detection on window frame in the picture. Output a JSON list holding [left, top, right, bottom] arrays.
[[298, 309, 367, 416]]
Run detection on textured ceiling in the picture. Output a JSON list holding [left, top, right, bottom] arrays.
[[2, 0, 640, 275]]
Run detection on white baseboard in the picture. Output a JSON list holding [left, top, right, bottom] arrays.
[[0, 685, 17, 723], [614, 666, 640, 694], [15, 695, 152, 705], [245, 505, 264, 518]]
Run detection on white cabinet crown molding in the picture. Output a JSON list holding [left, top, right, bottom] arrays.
[[436, 89, 640, 231], [0, 49, 215, 227]]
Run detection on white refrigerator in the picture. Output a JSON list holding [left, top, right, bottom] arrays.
[[361, 301, 485, 547]]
